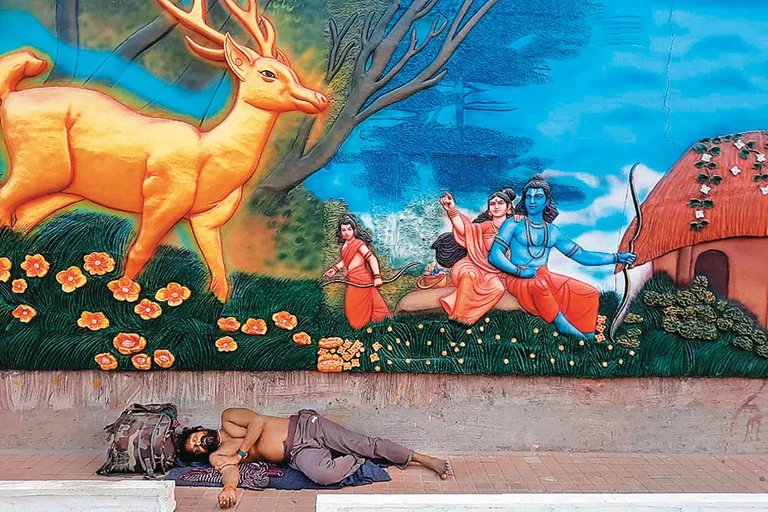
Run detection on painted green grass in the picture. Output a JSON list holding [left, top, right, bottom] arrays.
[[2, 212, 768, 377]]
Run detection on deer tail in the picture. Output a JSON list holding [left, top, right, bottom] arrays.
[[0, 50, 48, 102]]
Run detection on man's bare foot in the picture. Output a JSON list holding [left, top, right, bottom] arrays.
[[412, 452, 451, 479]]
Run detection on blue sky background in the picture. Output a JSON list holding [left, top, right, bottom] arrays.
[[1, 1, 766, 290]]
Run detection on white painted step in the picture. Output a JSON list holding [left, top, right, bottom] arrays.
[[316, 493, 768, 511], [0, 480, 176, 512]]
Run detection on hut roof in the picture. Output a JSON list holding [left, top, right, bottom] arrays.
[[618, 130, 768, 267]]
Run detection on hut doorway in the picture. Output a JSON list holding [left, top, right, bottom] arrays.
[[694, 249, 729, 298]]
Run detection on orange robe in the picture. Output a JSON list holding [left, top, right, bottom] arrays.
[[505, 266, 599, 334], [440, 216, 506, 325], [342, 238, 392, 330]]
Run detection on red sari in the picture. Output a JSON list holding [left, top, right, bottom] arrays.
[[342, 238, 392, 330], [440, 215, 506, 325], [505, 267, 599, 334]]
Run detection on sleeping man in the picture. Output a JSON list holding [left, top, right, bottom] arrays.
[[176, 408, 451, 509]]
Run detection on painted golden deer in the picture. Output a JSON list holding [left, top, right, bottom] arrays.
[[0, 0, 328, 301]]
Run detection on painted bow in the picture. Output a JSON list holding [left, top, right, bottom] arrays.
[[609, 162, 643, 342], [322, 262, 420, 288]]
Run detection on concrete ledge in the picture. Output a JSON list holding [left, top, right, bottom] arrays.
[[316, 493, 768, 511], [2, 371, 768, 454], [0, 480, 175, 512]]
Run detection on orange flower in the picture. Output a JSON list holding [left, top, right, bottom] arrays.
[[272, 311, 298, 330], [134, 299, 162, 320], [317, 354, 343, 373], [318, 337, 344, 349], [95, 352, 118, 371], [20, 254, 49, 278], [55, 266, 87, 293], [0, 257, 11, 282], [153, 349, 175, 369], [131, 353, 152, 371], [241, 318, 267, 335], [215, 336, 238, 352], [11, 279, 27, 294], [12, 304, 36, 323], [83, 252, 115, 275], [77, 311, 110, 331], [217, 317, 241, 332], [112, 332, 147, 355], [107, 277, 141, 302], [293, 332, 312, 346], [155, 282, 191, 307]]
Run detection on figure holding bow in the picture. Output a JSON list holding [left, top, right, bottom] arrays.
[[323, 214, 392, 329]]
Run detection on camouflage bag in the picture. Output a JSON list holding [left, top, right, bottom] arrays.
[[97, 403, 180, 478]]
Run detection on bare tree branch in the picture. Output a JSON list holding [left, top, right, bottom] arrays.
[[326, 15, 358, 82], [357, 0, 497, 121], [374, 15, 447, 91], [254, 0, 498, 194], [46, 0, 80, 82], [354, 1, 401, 78]]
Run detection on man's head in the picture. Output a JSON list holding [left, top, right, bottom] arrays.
[[176, 426, 221, 463], [517, 175, 559, 223], [336, 214, 372, 244]]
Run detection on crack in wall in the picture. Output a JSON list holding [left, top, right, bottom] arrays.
[[662, 0, 677, 147]]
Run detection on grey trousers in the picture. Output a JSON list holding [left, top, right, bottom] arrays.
[[285, 410, 413, 485]]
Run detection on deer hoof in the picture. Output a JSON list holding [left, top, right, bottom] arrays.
[[210, 278, 231, 303]]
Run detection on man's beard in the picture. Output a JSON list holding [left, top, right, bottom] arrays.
[[200, 429, 220, 452]]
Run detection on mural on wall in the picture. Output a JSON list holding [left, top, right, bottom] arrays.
[[2, 0, 768, 377]]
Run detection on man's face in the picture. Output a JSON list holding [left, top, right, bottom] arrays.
[[525, 188, 548, 216], [185, 429, 220, 455], [340, 224, 355, 241]]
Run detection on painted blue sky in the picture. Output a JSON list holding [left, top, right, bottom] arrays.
[[1, 1, 767, 289], [305, 0, 768, 288]]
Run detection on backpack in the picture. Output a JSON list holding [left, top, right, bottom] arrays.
[[97, 403, 180, 478]]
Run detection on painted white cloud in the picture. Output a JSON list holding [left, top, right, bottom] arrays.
[[555, 163, 664, 227]]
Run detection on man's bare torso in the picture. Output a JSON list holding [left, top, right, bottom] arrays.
[[216, 413, 290, 463]]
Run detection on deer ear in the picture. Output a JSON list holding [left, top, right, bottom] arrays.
[[224, 33, 253, 82], [275, 49, 290, 67]]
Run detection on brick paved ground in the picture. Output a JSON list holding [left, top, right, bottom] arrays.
[[2, 450, 768, 511]]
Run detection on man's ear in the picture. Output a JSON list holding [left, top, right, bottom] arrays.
[[224, 33, 253, 82]]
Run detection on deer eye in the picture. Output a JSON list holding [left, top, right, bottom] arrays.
[[259, 70, 277, 79]]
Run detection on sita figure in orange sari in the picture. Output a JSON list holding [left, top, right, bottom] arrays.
[[324, 215, 392, 330], [433, 189, 518, 325]]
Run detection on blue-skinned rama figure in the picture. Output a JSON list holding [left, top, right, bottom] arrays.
[[488, 176, 636, 337]]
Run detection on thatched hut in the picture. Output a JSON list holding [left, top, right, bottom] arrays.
[[619, 130, 768, 326]]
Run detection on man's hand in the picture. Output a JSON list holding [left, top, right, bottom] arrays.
[[518, 267, 537, 279], [214, 454, 241, 472], [617, 252, 637, 266], [323, 267, 337, 279], [217, 487, 237, 509], [439, 192, 455, 211], [373, 276, 383, 287]]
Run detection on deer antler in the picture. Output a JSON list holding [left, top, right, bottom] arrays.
[[219, 0, 276, 57], [155, 0, 227, 61]]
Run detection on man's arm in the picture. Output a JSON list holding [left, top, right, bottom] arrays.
[[221, 408, 265, 459], [359, 245, 383, 285], [488, 220, 521, 276], [553, 227, 633, 266], [213, 455, 240, 509]]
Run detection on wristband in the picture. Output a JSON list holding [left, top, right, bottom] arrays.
[[237, 449, 248, 459], [223, 483, 237, 492], [447, 207, 460, 219]]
